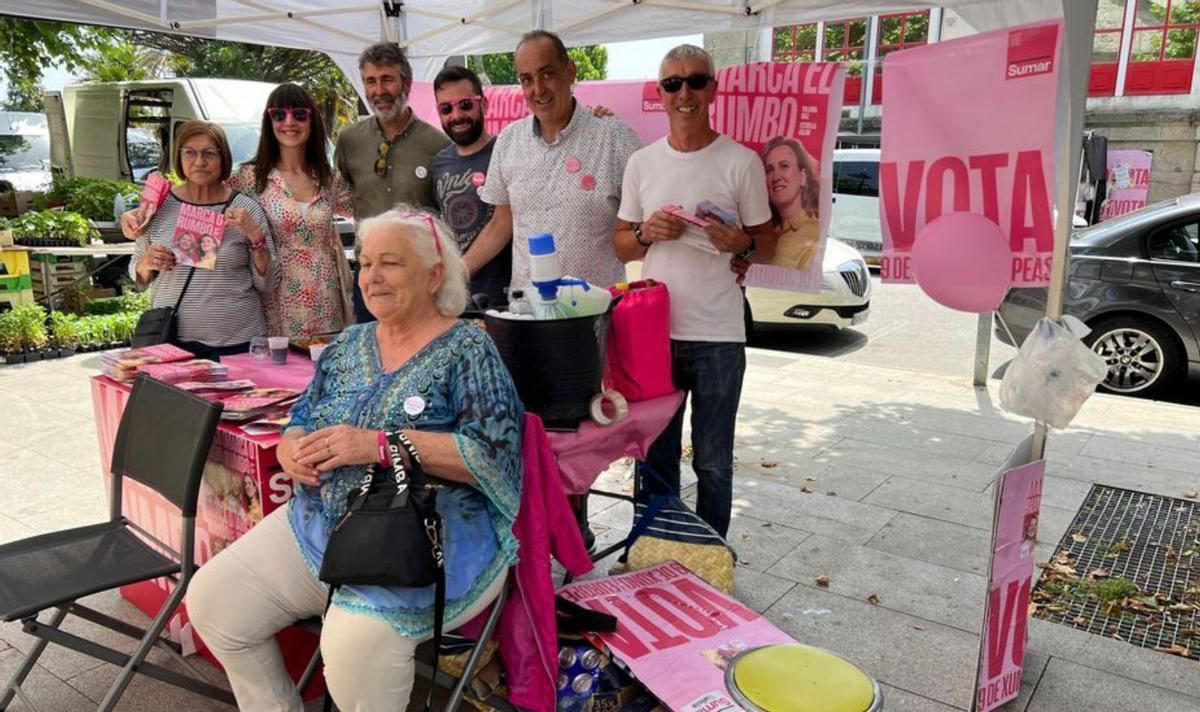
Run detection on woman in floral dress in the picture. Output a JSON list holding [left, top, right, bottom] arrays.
[[230, 83, 355, 338]]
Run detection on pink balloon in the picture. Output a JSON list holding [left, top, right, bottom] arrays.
[[911, 212, 1012, 313]]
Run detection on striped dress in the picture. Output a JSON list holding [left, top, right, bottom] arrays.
[[129, 192, 280, 347]]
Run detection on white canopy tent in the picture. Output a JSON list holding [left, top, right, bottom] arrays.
[[3, 0, 1098, 456]]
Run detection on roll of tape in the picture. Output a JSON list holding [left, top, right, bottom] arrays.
[[589, 389, 629, 426]]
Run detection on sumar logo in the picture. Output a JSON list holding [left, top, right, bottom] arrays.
[[1006, 24, 1057, 80], [642, 80, 665, 112]]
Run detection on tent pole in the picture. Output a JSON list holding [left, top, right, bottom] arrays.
[[1031, 0, 1098, 458]]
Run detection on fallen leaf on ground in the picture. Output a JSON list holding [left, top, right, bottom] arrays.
[[1154, 644, 1192, 657], [801, 484, 812, 493], [815, 575, 830, 587], [760, 460, 778, 468], [867, 593, 880, 605], [1074, 616, 1088, 626], [1089, 569, 1110, 579], [761, 522, 772, 528], [913, 625, 925, 631], [1185, 490, 1198, 499], [1179, 628, 1196, 638], [1071, 533, 1088, 543], [740, 532, 752, 541]]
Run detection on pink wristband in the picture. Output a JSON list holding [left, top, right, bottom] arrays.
[[377, 431, 389, 466]]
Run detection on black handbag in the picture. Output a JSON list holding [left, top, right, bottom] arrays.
[[318, 430, 445, 712], [131, 191, 240, 348], [131, 266, 195, 347]]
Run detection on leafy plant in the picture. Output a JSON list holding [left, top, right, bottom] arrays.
[[48, 311, 82, 349], [85, 290, 150, 316], [47, 176, 141, 222], [0, 311, 21, 353], [0, 210, 98, 246], [3, 303, 48, 351]]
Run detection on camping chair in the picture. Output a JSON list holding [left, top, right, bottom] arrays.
[[296, 570, 517, 712], [0, 373, 235, 712]]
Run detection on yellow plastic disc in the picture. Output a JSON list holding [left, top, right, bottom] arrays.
[[730, 644, 876, 712]]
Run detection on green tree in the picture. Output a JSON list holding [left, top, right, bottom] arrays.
[[469, 45, 608, 85], [0, 18, 107, 112]]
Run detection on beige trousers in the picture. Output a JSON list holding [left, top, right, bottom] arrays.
[[186, 505, 505, 712]]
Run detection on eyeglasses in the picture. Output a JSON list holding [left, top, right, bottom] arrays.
[[437, 96, 483, 115], [659, 73, 714, 93], [266, 106, 312, 123], [180, 148, 222, 164], [374, 140, 391, 177], [397, 212, 444, 258]]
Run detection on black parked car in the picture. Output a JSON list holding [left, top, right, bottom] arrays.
[[996, 195, 1200, 398]]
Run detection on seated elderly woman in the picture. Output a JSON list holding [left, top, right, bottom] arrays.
[[123, 120, 279, 360], [186, 210, 523, 711]]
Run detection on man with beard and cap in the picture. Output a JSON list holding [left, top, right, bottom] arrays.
[[429, 65, 511, 306], [335, 42, 449, 321]]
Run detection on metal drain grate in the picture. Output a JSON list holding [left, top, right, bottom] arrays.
[[1032, 485, 1200, 659]]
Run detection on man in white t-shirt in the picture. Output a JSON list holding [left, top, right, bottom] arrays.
[[613, 44, 774, 538]]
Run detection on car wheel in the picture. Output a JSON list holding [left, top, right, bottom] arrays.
[[1085, 316, 1182, 398]]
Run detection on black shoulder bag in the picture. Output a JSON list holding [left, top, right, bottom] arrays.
[[318, 430, 445, 712], [131, 191, 240, 347]]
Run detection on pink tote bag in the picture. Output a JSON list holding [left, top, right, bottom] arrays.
[[605, 280, 674, 402]]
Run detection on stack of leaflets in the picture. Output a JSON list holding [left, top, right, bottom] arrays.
[[219, 387, 301, 422], [103, 343, 194, 382], [240, 410, 293, 437], [137, 359, 229, 385], [139, 173, 172, 213], [175, 379, 255, 394]]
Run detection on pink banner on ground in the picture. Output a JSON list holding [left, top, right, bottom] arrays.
[[411, 61, 843, 294], [974, 437, 1045, 712], [1100, 149, 1153, 220], [880, 21, 1061, 286], [557, 561, 794, 711]]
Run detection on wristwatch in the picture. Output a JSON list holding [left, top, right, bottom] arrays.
[[632, 222, 651, 248], [735, 233, 756, 261]]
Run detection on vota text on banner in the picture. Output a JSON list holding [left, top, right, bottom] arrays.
[[879, 21, 1061, 286]]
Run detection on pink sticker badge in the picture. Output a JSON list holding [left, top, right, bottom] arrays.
[[565, 156, 582, 173], [580, 174, 597, 191], [470, 171, 486, 188]]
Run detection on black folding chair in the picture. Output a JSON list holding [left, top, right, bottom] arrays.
[[296, 571, 517, 712], [0, 373, 236, 711]]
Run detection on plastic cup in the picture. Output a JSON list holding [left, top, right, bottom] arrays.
[[309, 343, 328, 362], [249, 336, 269, 361], [267, 336, 289, 365]]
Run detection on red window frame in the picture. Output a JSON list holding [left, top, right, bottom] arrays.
[[823, 17, 868, 104], [1124, 0, 1199, 94], [872, 11, 931, 103], [1089, 0, 1126, 96], [771, 23, 818, 63]]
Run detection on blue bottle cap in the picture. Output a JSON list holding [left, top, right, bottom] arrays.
[[528, 233, 557, 256]]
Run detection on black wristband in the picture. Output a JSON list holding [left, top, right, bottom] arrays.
[[632, 222, 651, 248]]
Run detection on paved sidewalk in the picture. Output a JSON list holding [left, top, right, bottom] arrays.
[[2, 348, 1199, 711]]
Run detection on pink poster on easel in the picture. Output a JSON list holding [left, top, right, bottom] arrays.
[[880, 21, 1061, 287], [974, 436, 1045, 712]]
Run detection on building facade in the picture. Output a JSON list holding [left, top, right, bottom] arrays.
[[705, 1, 1200, 202]]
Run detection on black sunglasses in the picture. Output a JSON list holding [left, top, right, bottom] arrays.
[[437, 96, 483, 115], [659, 74, 714, 93], [266, 106, 311, 123]]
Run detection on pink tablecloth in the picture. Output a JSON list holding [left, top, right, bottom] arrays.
[[546, 391, 685, 494], [223, 352, 316, 393]]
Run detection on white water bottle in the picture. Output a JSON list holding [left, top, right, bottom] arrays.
[[528, 233, 562, 286], [508, 289, 534, 316]]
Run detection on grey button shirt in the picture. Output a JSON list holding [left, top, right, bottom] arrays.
[[479, 100, 641, 289]]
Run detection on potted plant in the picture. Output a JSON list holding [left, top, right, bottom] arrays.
[[0, 210, 99, 248], [4, 304, 49, 361], [0, 311, 24, 364], [48, 312, 82, 357]]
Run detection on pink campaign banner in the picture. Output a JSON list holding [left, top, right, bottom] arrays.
[[880, 21, 1061, 286], [557, 561, 794, 711], [975, 437, 1045, 712], [410, 61, 843, 293], [1100, 149, 1153, 220]]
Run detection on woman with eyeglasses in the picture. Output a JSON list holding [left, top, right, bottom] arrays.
[[122, 120, 279, 361], [227, 83, 356, 338]]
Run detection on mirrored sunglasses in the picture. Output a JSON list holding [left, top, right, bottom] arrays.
[[437, 96, 483, 115], [266, 106, 312, 123]]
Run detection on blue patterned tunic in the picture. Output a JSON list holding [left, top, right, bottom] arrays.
[[285, 321, 522, 637]]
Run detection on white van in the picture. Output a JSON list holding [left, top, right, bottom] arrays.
[[830, 148, 882, 264], [0, 112, 52, 192], [45, 78, 277, 182]]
